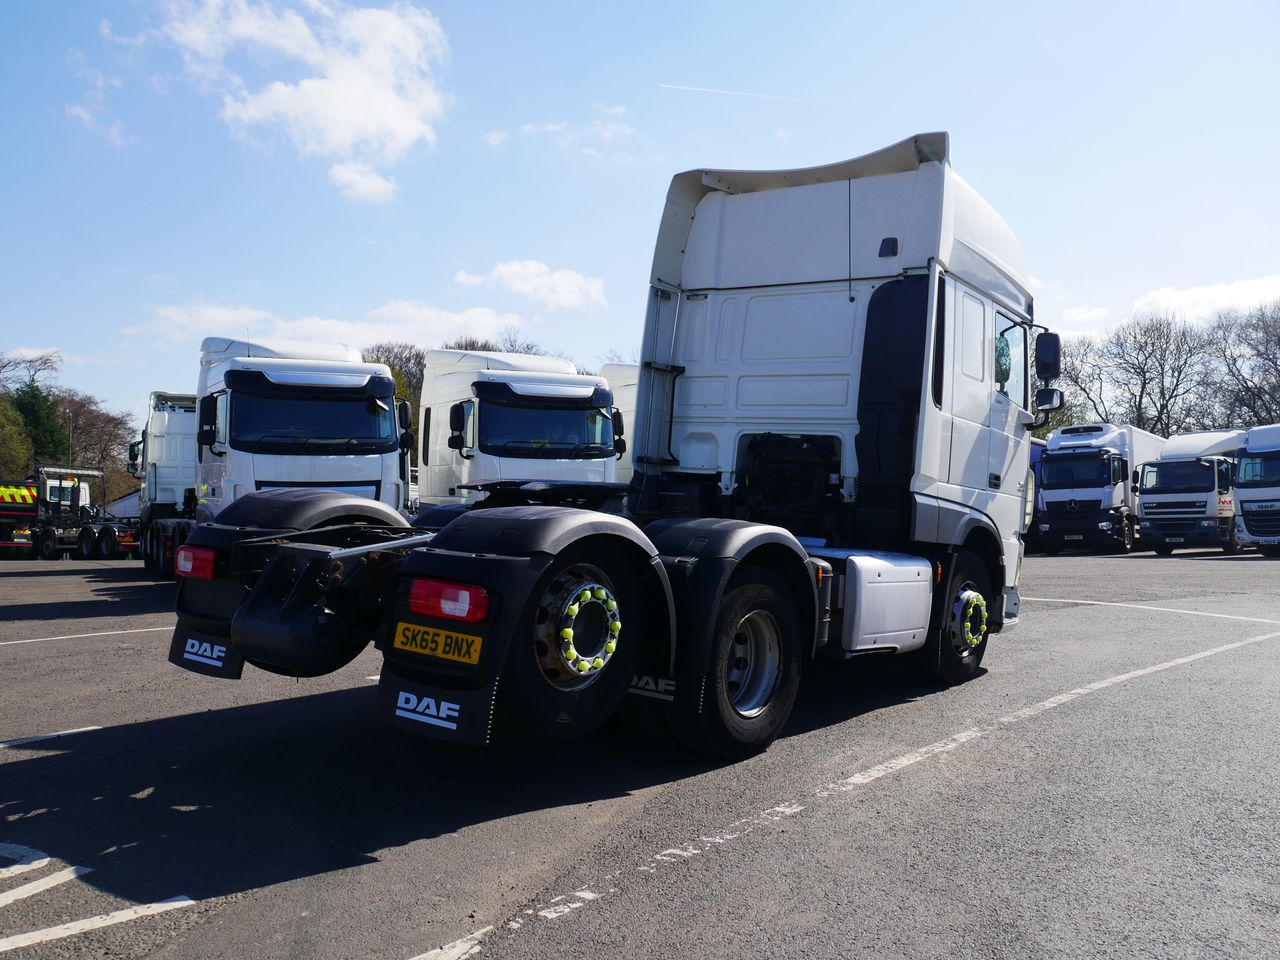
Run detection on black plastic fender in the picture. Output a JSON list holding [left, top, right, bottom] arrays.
[[214, 488, 410, 530], [644, 517, 820, 683]]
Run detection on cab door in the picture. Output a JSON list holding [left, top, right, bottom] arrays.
[[989, 313, 1031, 537], [947, 284, 993, 497]]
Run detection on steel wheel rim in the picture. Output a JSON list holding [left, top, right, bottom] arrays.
[[949, 582, 988, 657], [532, 563, 622, 693], [724, 610, 782, 718]]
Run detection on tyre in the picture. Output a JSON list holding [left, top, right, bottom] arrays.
[[38, 532, 60, 561], [1116, 521, 1134, 554], [497, 543, 646, 743], [922, 550, 991, 685], [679, 568, 804, 760], [141, 531, 158, 570], [1223, 528, 1241, 555], [1153, 544, 1174, 557], [78, 528, 97, 560], [96, 527, 118, 560], [1260, 545, 1280, 559], [157, 531, 175, 579]]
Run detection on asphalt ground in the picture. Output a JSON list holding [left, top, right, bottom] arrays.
[[1, 548, 1278, 959]]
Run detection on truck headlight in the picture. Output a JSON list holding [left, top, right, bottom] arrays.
[[1139, 519, 1152, 528], [1198, 519, 1217, 528], [1038, 523, 1050, 533], [1098, 521, 1113, 531]]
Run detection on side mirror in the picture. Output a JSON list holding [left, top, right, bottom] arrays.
[[1131, 469, 1139, 486], [447, 434, 465, 451], [197, 394, 218, 448], [399, 430, 414, 453], [196, 426, 216, 447], [449, 402, 466, 433], [397, 400, 412, 431], [127, 440, 142, 476], [614, 437, 627, 458], [1034, 387, 1064, 413], [1131, 484, 1139, 496], [1035, 333, 1062, 382], [612, 408, 625, 439]]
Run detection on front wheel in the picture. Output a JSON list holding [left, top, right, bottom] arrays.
[[678, 568, 803, 760], [922, 550, 991, 685], [38, 533, 60, 561], [1260, 545, 1280, 559], [96, 527, 118, 560], [1223, 528, 1241, 555], [1116, 521, 1134, 554], [1153, 544, 1174, 557]]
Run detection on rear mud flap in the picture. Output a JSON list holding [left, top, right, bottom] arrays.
[[168, 626, 245, 679], [376, 667, 499, 746]]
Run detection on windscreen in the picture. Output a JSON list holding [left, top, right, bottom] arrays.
[[1041, 452, 1107, 489], [1236, 451, 1280, 487], [477, 402, 614, 459], [1139, 460, 1214, 493], [230, 393, 397, 455]]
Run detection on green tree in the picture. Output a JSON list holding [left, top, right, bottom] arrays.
[[0, 394, 34, 478], [12, 381, 70, 463]]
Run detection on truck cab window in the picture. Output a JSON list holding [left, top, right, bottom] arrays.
[[995, 315, 1027, 409]]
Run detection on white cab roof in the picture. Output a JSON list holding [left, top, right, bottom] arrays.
[[1242, 423, 1280, 453], [1158, 430, 1245, 460], [200, 337, 362, 364], [424, 349, 576, 376]]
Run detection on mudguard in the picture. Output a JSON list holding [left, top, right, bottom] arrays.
[[215, 487, 409, 531]]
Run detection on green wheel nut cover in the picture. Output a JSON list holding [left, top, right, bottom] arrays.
[[576, 660, 590, 673], [561, 627, 574, 641], [579, 589, 591, 602], [610, 620, 621, 636], [567, 603, 579, 617], [604, 640, 616, 654]]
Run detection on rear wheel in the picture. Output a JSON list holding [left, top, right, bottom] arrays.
[[1117, 520, 1134, 554], [142, 531, 158, 570], [922, 550, 991, 685], [38, 532, 60, 561], [78, 528, 97, 560], [1223, 527, 1241, 555], [498, 544, 645, 743], [678, 568, 803, 760], [157, 531, 175, 579], [96, 527, 118, 560]]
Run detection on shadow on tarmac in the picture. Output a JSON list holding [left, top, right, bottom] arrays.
[[0, 653, 942, 906], [0, 565, 175, 622]]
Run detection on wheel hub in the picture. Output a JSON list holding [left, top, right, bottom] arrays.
[[724, 610, 781, 719], [534, 567, 622, 692], [953, 588, 988, 650]]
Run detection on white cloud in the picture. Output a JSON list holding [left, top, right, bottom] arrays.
[[1057, 305, 1110, 334], [775, 129, 792, 143], [454, 260, 606, 310], [9, 346, 64, 360], [601, 104, 626, 117], [328, 161, 397, 202], [1132, 274, 1280, 320], [481, 130, 508, 147], [160, 0, 449, 200], [518, 111, 635, 159], [65, 48, 126, 146], [125, 299, 521, 351]]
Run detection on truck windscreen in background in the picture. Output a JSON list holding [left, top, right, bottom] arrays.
[[1041, 452, 1108, 489], [230, 393, 397, 454], [1236, 452, 1280, 487], [1139, 460, 1214, 493], [477, 403, 615, 459]]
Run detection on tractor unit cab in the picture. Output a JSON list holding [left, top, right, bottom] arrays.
[[1038, 424, 1164, 552], [1234, 423, 1280, 555], [129, 392, 198, 524], [194, 337, 411, 521], [1135, 429, 1244, 554], [599, 363, 640, 487], [416, 350, 623, 506]]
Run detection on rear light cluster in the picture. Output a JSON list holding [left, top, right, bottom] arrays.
[[409, 578, 489, 623], [175, 545, 216, 580]]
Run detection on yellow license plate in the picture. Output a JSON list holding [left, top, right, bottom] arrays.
[[393, 622, 483, 665]]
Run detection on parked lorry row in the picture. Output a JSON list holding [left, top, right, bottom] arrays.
[[0, 464, 130, 559], [163, 131, 1068, 758]]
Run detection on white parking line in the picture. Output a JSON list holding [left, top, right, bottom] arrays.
[[1023, 596, 1280, 625], [0, 727, 102, 750], [0, 625, 174, 647], [423, 626, 1280, 958], [0, 896, 196, 953], [0, 865, 92, 908], [0, 845, 50, 880]]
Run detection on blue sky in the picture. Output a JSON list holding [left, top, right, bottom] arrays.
[[3, 0, 1279, 420]]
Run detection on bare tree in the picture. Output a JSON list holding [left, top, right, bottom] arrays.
[[51, 387, 137, 502], [496, 325, 546, 356], [440, 335, 499, 352], [0, 349, 62, 391], [1206, 299, 1280, 427]]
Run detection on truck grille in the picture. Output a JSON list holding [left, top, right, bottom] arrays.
[[1150, 519, 1196, 533], [1243, 513, 1280, 537], [1045, 499, 1101, 514]]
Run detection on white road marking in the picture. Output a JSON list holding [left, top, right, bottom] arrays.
[[408, 925, 493, 960], [0, 865, 92, 908], [0, 625, 173, 647], [0, 727, 102, 750], [0, 897, 195, 953], [1023, 596, 1280, 625], [0, 844, 51, 880], [428, 626, 1280, 958]]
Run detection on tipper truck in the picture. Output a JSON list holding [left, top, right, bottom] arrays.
[[166, 132, 1064, 758], [1234, 423, 1280, 557], [1135, 430, 1244, 555], [0, 464, 112, 559], [1037, 423, 1164, 552]]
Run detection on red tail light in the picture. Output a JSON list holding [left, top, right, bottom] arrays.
[[175, 545, 216, 580], [408, 578, 489, 623]]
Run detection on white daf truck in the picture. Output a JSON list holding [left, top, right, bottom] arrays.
[[599, 362, 639, 486], [1135, 429, 1244, 555], [416, 350, 625, 506], [1037, 423, 1165, 552], [168, 132, 1064, 759], [1234, 423, 1280, 557], [122, 392, 200, 575]]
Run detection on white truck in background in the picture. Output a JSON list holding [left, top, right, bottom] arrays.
[[1037, 423, 1165, 552], [416, 350, 626, 506], [1234, 423, 1280, 557], [599, 362, 639, 486], [1135, 429, 1244, 555], [125, 392, 199, 575]]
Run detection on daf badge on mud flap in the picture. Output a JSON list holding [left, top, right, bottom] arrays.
[[184, 638, 226, 668], [394, 691, 461, 730]]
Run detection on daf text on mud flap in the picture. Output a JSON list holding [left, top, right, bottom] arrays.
[[183, 638, 226, 668], [394, 691, 462, 730]]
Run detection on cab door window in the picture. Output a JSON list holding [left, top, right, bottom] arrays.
[[995, 314, 1028, 409]]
